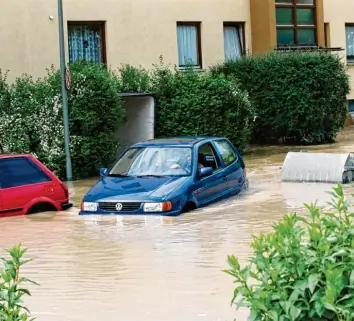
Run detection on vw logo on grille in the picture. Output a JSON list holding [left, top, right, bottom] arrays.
[[115, 203, 123, 211]]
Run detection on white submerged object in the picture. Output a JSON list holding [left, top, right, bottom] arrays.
[[281, 151, 354, 183]]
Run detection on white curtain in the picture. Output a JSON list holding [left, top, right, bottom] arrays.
[[68, 25, 102, 63], [224, 26, 242, 61], [346, 26, 354, 58], [177, 25, 199, 67]]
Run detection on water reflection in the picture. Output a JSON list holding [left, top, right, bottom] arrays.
[[0, 127, 354, 321]]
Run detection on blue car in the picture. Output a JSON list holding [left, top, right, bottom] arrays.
[[79, 137, 248, 216]]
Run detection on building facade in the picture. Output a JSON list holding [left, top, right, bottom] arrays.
[[1, 0, 354, 100]]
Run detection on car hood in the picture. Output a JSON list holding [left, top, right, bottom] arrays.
[[84, 175, 189, 202]]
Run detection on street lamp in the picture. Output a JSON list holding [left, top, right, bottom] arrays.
[[57, 0, 73, 182]]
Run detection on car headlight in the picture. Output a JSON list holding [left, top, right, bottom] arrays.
[[143, 201, 172, 212], [81, 202, 98, 212]]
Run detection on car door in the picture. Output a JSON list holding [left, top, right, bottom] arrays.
[[0, 157, 53, 214], [213, 139, 245, 194], [0, 188, 3, 213], [192, 142, 228, 205]]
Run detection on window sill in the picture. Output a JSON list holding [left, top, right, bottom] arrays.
[[178, 66, 205, 72], [347, 61, 354, 67]]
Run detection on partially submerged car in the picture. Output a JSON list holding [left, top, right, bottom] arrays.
[[0, 154, 72, 217], [80, 137, 248, 216]]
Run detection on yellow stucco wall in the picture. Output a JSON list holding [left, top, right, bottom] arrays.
[[324, 0, 354, 99], [0, 0, 251, 81]]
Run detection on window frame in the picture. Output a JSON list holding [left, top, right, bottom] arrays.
[[345, 24, 354, 65], [0, 157, 52, 189], [275, 0, 317, 46], [176, 21, 202, 69], [223, 22, 246, 60], [67, 21, 107, 65]]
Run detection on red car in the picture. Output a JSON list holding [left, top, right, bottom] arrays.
[[0, 154, 72, 217]]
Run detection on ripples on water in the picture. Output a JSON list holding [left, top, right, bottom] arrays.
[[1, 128, 354, 321]]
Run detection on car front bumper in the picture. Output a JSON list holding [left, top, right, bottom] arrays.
[[79, 208, 182, 216], [61, 202, 73, 211]]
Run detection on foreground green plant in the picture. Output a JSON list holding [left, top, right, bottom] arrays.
[[0, 244, 38, 321], [225, 184, 354, 321]]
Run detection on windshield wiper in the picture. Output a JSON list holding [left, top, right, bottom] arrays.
[[136, 174, 165, 178], [107, 173, 129, 177]]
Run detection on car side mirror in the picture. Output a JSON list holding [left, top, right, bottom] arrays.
[[99, 168, 108, 176], [199, 167, 213, 179]]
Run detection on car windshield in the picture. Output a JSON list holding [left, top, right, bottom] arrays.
[[108, 147, 193, 177]]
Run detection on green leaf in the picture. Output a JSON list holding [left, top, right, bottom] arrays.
[[289, 290, 300, 303], [289, 305, 301, 320], [308, 274, 320, 294], [315, 300, 324, 317], [251, 299, 267, 312], [322, 301, 337, 312], [267, 310, 279, 321], [280, 301, 290, 314], [350, 270, 354, 286]]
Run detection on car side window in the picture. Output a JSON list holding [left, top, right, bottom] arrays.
[[197, 143, 220, 172], [213, 140, 238, 167], [0, 157, 51, 189]]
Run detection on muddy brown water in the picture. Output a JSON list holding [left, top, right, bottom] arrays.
[[1, 127, 354, 321]]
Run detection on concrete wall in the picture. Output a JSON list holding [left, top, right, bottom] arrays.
[[0, 0, 251, 81], [323, 0, 354, 99], [115, 96, 155, 152]]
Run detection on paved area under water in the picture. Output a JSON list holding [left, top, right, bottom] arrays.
[[1, 127, 354, 321]]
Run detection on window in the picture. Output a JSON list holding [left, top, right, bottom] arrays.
[[213, 140, 237, 167], [108, 147, 193, 177], [275, 0, 317, 46], [197, 143, 220, 171], [345, 25, 354, 64], [177, 22, 202, 68], [68, 22, 106, 64], [0, 157, 51, 189], [349, 100, 354, 113], [223, 23, 245, 61]]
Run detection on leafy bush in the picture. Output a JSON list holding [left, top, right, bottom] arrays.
[[211, 52, 350, 144], [117, 64, 151, 93], [225, 184, 354, 321], [0, 62, 125, 180], [0, 244, 38, 321], [152, 63, 254, 152], [65, 62, 125, 179]]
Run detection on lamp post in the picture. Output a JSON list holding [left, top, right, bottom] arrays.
[[57, 0, 73, 181]]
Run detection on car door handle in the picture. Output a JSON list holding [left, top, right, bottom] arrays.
[[223, 176, 227, 181]]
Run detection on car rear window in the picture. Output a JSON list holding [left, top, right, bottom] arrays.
[[0, 157, 51, 189]]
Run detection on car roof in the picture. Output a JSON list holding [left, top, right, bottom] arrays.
[[0, 154, 32, 159], [132, 136, 224, 147]]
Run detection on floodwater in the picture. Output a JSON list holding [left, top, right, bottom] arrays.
[[1, 127, 354, 321]]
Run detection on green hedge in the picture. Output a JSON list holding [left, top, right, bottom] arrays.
[[152, 66, 254, 152], [116, 60, 254, 152], [211, 52, 350, 144], [0, 53, 350, 180], [0, 62, 125, 180]]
